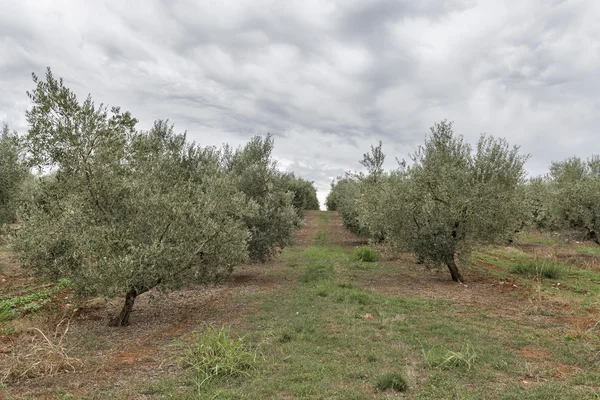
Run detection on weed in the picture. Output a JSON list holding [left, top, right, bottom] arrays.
[[510, 260, 566, 279], [314, 231, 329, 245], [366, 354, 378, 363], [0, 318, 81, 384], [279, 331, 294, 343], [177, 326, 259, 388], [353, 246, 380, 262], [375, 373, 408, 392], [0, 279, 73, 322], [299, 262, 333, 283], [420, 341, 478, 370]]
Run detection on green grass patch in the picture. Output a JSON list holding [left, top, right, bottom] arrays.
[[0, 279, 71, 322], [574, 244, 600, 255], [475, 248, 600, 297], [317, 211, 331, 225], [420, 341, 478, 370], [313, 231, 329, 245], [375, 372, 408, 392], [509, 260, 567, 279], [177, 325, 259, 389], [353, 246, 380, 262], [515, 231, 558, 246], [299, 262, 334, 283]]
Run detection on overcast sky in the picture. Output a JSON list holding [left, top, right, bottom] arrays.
[[1, 0, 599, 207]]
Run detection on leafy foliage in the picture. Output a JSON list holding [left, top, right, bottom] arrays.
[[330, 120, 528, 282], [519, 176, 555, 231], [12, 68, 304, 326], [0, 280, 70, 321], [548, 155, 600, 243], [0, 123, 29, 226], [223, 135, 300, 262], [282, 173, 320, 211]]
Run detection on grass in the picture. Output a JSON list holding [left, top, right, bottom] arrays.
[[353, 245, 380, 262], [177, 325, 259, 388], [313, 230, 329, 245], [0, 279, 72, 322], [375, 372, 408, 392], [509, 259, 567, 279], [420, 341, 478, 370], [1, 318, 81, 385], [3, 213, 600, 398]]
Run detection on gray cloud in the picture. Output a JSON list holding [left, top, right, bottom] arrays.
[[1, 0, 599, 208]]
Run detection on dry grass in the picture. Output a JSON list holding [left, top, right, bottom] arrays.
[[1, 317, 82, 384]]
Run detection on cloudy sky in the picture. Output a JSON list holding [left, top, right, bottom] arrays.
[[1, 0, 599, 207]]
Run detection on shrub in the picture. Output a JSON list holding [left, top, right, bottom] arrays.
[[177, 326, 258, 387], [509, 260, 566, 279], [354, 246, 380, 262], [223, 135, 301, 263], [375, 372, 408, 392]]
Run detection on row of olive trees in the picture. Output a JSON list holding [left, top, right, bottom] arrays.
[[0, 124, 29, 227], [4, 68, 318, 326], [520, 156, 600, 243], [327, 121, 529, 282]]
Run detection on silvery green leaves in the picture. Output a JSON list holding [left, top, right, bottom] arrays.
[[223, 135, 301, 263], [13, 69, 301, 326], [0, 123, 28, 226], [549, 156, 600, 244], [330, 120, 528, 282]]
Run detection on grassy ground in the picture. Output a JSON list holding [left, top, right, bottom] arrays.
[[1, 214, 600, 399]]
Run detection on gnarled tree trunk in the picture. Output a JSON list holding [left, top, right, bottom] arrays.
[[108, 286, 149, 327], [445, 253, 464, 283]]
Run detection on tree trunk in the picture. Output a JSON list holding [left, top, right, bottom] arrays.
[[108, 288, 139, 327], [108, 280, 160, 327], [588, 230, 600, 245], [445, 254, 464, 283]]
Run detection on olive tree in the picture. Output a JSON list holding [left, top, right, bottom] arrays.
[[327, 142, 387, 236], [14, 69, 255, 326], [281, 174, 320, 212], [0, 123, 28, 226], [373, 121, 528, 282], [223, 135, 300, 262], [548, 156, 600, 243], [326, 176, 366, 235], [519, 176, 555, 231]]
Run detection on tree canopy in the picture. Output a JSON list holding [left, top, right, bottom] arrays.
[[13, 68, 306, 326]]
